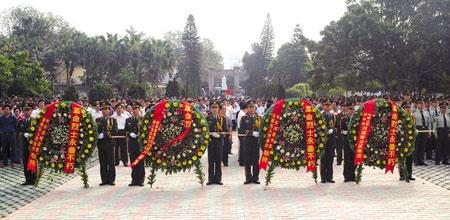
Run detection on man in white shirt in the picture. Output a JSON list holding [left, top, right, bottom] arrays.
[[89, 102, 103, 121], [413, 100, 431, 166], [236, 105, 247, 166], [256, 100, 266, 116], [31, 100, 46, 118], [111, 103, 130, 167]]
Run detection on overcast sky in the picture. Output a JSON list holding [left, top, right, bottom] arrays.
[[1, 0, 347, 68]]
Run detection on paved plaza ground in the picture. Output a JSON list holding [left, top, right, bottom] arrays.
[[2, 135, 450, 219]]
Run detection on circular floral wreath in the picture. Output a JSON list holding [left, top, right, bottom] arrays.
[[348, 98, 416, 182], [259, 98, 328, 183], [138, 100, 209, 185], [29, 101, 97, 187]]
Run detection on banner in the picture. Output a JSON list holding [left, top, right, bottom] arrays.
[[303, 100, 317, 172], [386, 101, 398, 173], [63, 102, 82, 174], [27, 102, 57, 174], [259, 99, 284, 170], [354, 99, 376, 165]]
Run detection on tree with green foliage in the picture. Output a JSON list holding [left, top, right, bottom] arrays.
[[181, 14, 202, 97], [286, 83, 313, 98], [127, 83, 146, 99], [269, 25, 311, 88], [62, 85, 79, 101], [88, 83, 114, 102], [165, 80, 180, 98]]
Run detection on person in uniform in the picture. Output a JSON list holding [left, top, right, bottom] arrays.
[[413, 100, 431, 166], [435, 102, 450, 165], [335, 100, 346, 165], [320, 99, 337, 183], [97, 102, 118, 186], [207, 100, 227, 185], [239, 100, 261, 184], [399, 102, 415, 181], [339, 102, 355, 182], [427, 99, 439, 160], [125, 102, 145, 186], [18, 104, 35, 185]]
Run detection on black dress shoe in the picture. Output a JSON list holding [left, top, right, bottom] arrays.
[[344, 179, 356, 182], [216, 182, 223, 185], [206, 182, 214, 185], [327, 180, 335, 183], [244, 181, 252, 185], [321, 179, 327, 183], [21, 182, 32, 186], [239, 163, 244, 167], [443, 162, 450, 165], [128, 183, 137, 187], [399, 177, 405, 181], [435, 162, 441, 165], [109, 182, 115, 186], [99, 182, 108, 186], [138, 183, 144, 187], [253, 180, 261, 184], [408, 177, 416, 181], [224, 164, 229, 167]]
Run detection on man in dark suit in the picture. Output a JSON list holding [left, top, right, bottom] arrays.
[[125, 102, 145, 186], [96, 102, 118, 186], [239, 100, 261, 184], [18, 105, 35, 185]]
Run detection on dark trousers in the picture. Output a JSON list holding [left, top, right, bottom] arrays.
[[98, 140, 116, 183], [436, 129, 449, 163], [320, 138, 335, 181], [238, 137, 244, 164], [222, 135, 231, 165], [426, 134, 436, 159], [22, 139, 36, 184], [114, 130, 128, 165], [399, 156, 413, 178], [343, 139, 355, 180], [414, 129, 427, 164], [208, 138, 223, 183], [128, 139, 145, 184], [232, 120, 237, 131], [1, 132, 16, 165], [243, 137, 259, 182], [336, 136, 343, 164]]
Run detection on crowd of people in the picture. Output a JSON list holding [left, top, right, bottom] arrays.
[[0, 92, 449, 186]]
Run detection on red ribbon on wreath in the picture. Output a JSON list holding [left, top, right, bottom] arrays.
[[130, 100, 168, 168], [27, 102, 57, 174], [354, 99, 376, 166], [303, 100, 317, 172], [63, 102, 82, 174], [259, 99, 284, 170], [386, 101, 398, 173]]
